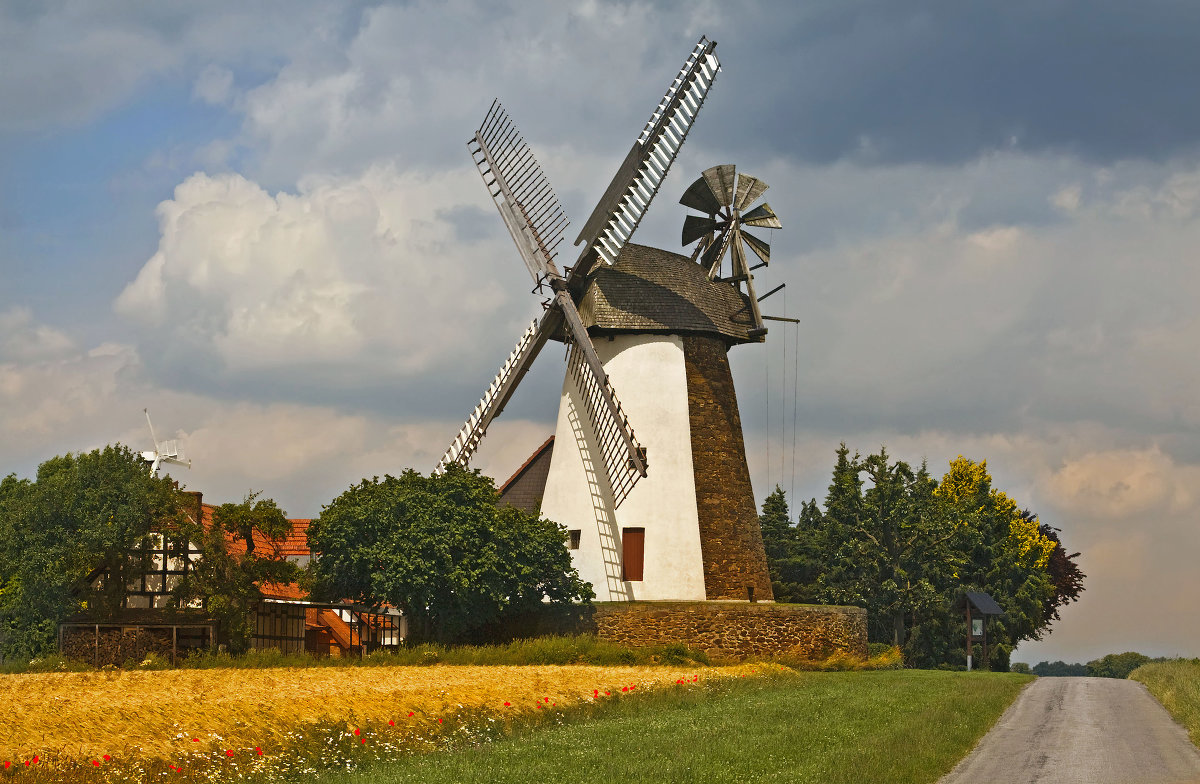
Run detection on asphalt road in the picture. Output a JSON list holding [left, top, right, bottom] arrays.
[[938, 677, 1200, 784]]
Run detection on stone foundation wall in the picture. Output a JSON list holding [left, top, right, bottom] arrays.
[[593, 601, 868, 660]]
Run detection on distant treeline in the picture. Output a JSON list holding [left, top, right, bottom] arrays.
[[1029, 651, 1173, 679]]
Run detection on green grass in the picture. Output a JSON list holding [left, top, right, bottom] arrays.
[[3, 635, 715, 674], [315, 670, 1031, 784], [1131, 658, 1200, 748]]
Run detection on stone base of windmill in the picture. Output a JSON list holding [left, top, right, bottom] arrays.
[[587, 601, 868, 662]]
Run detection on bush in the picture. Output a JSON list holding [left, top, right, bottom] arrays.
[[136, 651, 172, 670], [0, 653, 93, 674], [1087, 651, 1153, 679], [1009, 662, 1032, 674]]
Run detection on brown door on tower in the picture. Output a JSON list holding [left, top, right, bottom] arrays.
[[622, 527, 645, 581]]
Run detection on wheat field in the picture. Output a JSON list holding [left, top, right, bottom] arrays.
[[0, 663, 757, 761]]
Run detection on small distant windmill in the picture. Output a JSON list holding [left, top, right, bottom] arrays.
[[140, 409, 191, 477]]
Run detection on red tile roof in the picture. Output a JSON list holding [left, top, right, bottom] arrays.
[[260, 581, 308, 601], [199, 503, 311, 599], [199, 505, 311, 557]]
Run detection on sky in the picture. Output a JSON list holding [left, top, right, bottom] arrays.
[[2, 0, 1199, 665]]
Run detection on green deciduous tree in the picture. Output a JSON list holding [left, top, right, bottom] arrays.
[[0, 446, 184, 659], [173, 492, 300, 653], [306, 466, 592, 644]]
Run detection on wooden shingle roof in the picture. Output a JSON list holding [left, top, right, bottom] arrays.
[[577, 243, 761, 344]]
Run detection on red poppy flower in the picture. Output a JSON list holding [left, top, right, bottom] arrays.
[[24, 761, 29, 767], [360, 738, 366, 744], [604, 691, 610, 696], [255, 747, 262, 756], [192, 738, 200, 742], [353, 728, 360, 736], [388, 719, 395, 726], [32, 756, 38, 764], [544, 697, 550, 703], [93, 761, 100, 767], [621, 686, 628, 692], [503, 701, 511, 707], [102, 754, 111, 761], [438, 718, 443, 724], [408, 711, 414, 717], [225, 750, 234, 757], [3, 762, 9, 770]]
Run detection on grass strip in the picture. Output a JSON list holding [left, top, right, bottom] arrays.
[[317, 670, 1031, 784], [1131, 659, 1200, 748], [0, 635, 712, 674]]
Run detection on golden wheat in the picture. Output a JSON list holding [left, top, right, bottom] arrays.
[[0, 664, 761, 760]]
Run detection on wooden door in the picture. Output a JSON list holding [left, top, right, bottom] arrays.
[[622, 527, 645, 582]]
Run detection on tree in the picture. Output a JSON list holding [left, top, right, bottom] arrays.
[[758, 486, 821, 603], [173, 492, 300, 653], [817, 449, 962, 652], [306, 466, 592, 644], [0, 446, 184, 659], [1032, 660, 1089, 676], [933, 457, 1062, 670], [1087, 651, 1153, 679], [790, 446, 1085, 669], [1039, 522, 1086, 627]]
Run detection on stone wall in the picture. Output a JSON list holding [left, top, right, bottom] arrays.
[[683, 335, 774, 601], [592, 601, 868, 660]]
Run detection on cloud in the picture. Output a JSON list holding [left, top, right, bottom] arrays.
[[1040, 447, 1200, 523], [114, 166, 539, 406], [721, 155, 1200, 451], [0, 309, 548, 515], [0, 1, 370, 132], [193, 64, 234, 106], [0, 307, 75, 361], [0, 338, 146, 457]]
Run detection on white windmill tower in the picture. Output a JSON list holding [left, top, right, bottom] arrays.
[[438, 37, 780, 603], [140, 409, 191, 477]]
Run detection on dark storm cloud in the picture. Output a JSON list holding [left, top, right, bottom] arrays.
[[705, 1, 1200, 165]]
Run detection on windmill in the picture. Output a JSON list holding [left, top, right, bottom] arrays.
[[439, 37, 780, 602], [140, 409, 191, 477]]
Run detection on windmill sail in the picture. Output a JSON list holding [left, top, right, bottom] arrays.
[[570, 37, 721, 281], [437, 314, 557, 472], [554, 289, 647, 505], [565, 342, 645, 507], [470, 102, 569, 284]]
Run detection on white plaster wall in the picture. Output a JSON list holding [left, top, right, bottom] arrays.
[[539, 334, 707, 601]]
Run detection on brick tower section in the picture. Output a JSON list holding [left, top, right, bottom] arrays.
[[682, 335, 774, 601]]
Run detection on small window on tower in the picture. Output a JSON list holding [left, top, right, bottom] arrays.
[[568, 530, 582, 550]]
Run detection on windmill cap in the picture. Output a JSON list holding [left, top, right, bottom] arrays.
[[575, 243, 763, 344]]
